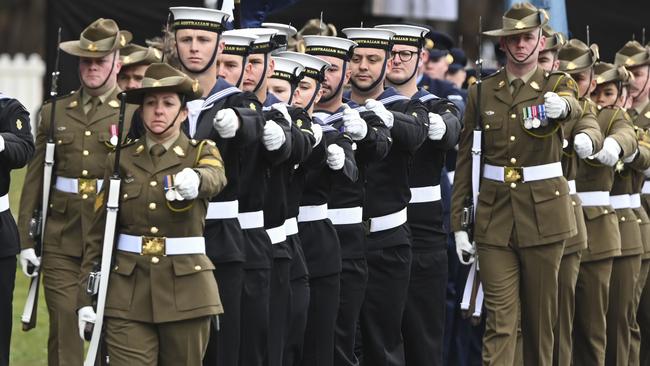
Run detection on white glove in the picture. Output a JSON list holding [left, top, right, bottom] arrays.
[[213, 108, 240, 138], [311, 123, 323, 147], [595, 137, 622, 166], [365, 99, 394, 129], [644, 166, 650, 178], [174, 168, 200, 200], [271, 103, 292, 124], [623, 149, 639, 163], [573, 133, 593, 159], [78, 306, 96, 341], [327, 144, 345, 170], [342, 105, 367, 140], [19, 248, 40, 277], [454, 231, 475, 265], [544, 92, 569, 119], [0, 135, 4, 152], [263, 120, 286, 151], [428, 112, 447, 140]]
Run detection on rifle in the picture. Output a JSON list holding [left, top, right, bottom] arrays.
[[21, 27, 62, 331], [83, 92, 128, 366]]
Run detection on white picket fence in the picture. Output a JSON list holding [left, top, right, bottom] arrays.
[[0, 53, 46, 138]]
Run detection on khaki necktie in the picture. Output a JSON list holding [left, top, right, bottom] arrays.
[[150, 144, 166, 167], [87, 97, 100, 120], [511, 78, 525, 99]]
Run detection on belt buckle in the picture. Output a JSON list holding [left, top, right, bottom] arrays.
[[141, 236, 166, 256], [78, 178, 96, 195], [504, 166, 523, 183]]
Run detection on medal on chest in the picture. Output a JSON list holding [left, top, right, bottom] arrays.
[[109, 124, 119, 146], [522, 104, 548, 130]]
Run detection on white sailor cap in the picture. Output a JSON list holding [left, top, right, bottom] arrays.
[[341, 28, 395, 50], [275, 51, 331, 81], [303, 35, 357, 60], [271, 56, 305, 83], [222, 29, 258, 56], [245, 28, 280, 54], [169, 7, 230, 33], [261, 23, 298, 38], [374, 24, 429, 47]]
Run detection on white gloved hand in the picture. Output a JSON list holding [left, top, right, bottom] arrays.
[[623, 149, 638, 163], [78, 306, 96, 341], [174, 168, 200, 200], [19, 248, 40, 277], [263, 120, 286, 151], [428, 112, 447, 140], [365, 99, 394, 129], [342, 105, 367, 140], [0, 135, 4, 152], [544, 92, 569, 119], [454, 231, 475, 265], [311, 123, 323, 147], [271, 103, 292, 124], [213, 108, 240, 138], [327, 144, 345, 170], [644, 166, 650, 178], [573, 133, 593, 159], [595, 137, 622, 166]]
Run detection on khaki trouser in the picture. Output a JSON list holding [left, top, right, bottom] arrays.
[[552, 251, 581, 366], [477, 239, 564, 366], [573, 258, 613, 366], [629, 260, 650, 366], [605, 254, 642, 366], [104, 316, 211, 366], [42, 252, 83, 366], [639, 265, 650, 366]]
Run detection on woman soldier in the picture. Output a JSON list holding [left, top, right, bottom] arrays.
[[77, 63, 227, 365]]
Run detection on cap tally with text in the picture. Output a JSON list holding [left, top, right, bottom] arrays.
[[341, 28, 395, 50], [271, 56, 304, 84], [222, 29, 258, 56], [483, 2, 549, 37], [246, 28, 280, 54], [275, 51, 331, 82], [615, 41, 650, 68], [303, 35, 357, 60], [374, 24, 429, 48], [169, 7, 230, 33], [558, 39, 599, 74]]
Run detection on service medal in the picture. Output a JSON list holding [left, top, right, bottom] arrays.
[[109, 125, 119, 146], [164, 175, 176, 201]]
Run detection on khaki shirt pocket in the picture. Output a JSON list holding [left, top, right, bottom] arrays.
[[531, 181, 572, 237], [483, 117, 505, 151], [97, 132, 115, 150], [172, 255, 220, 312], [119, 183, 142, 222], [106, 254, 137, 311], [54, 132, 75, 170]]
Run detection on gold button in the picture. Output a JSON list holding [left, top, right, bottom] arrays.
[[123, 193, 128, 199], [82, 194, 88, 200], [85, 131, 91, 136], [83, 150, 89, 156], [150, 181, 157, 187], [511, 114, 516, 119], [638, 219, 643, 223], [510, 158, 517, 164], [113, 265, 119, 271], [555, 190, 560, 196], [57, 140, 62, 144], [150, 226, 159, 234], [604, 209, 609, 214], [485, 124, 490, 129], [510, 135, 516, 141], [151, 257, 159, 264], [510, 182, 517, 189], [194, 265, 202, 271], [572, 200, 576, 206], [149, 202, 157, 210], [82, 170, 88, 176], [621, 216, 626, 222]]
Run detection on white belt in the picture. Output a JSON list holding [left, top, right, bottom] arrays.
[[298, 203, 328, 222], [369, 207, 407, 233], [238, 210, 264, 229], [643, 181, 650, 194], [266, 225, 287, 244], [206, 200, 239, 219], [328, 207, 363, 225], [630, 193, 641, 209], [0, 194, 9, 212], [284, 217, 298, 236], [483, 162, 563, 183], [577, 191, 610, 206], [447, 171, 455, 184], [409, 185, 442, 204], [610, 194, 631, 209], [55, 177, 104, 194], [117, 234, 205, 255], [568, 180, 576, 195]]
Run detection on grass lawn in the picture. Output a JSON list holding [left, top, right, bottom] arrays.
[[9, 168, 49, 365]]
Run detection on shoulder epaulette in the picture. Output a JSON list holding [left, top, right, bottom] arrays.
[[42, 90, 76, 105], [482, 68, 502, 80]]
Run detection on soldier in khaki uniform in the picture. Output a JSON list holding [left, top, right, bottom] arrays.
[[451, 3, 584, 364], [77, 63, 227, 365], [117, 43, 162, 91], [549, 39, 604, 366], [17, 18, 135, 366], [538, 25, 565, 73], [614, 41, 650, 366]]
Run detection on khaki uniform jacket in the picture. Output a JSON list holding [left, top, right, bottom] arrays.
[[634, 103, 650, 259], [561, 97, 603, 254], [79, 133, 227, 323], [451, 67, 581, 247], [18, 88, 136, 257], [576, 106, 637, 262]]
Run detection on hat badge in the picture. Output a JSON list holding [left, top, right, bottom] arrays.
[[123, 55, 131, 63], [120, 34, 126, 47], [153, 49, 161, 59], [152, 80, 161, 87], [566, 61, 576, 70], [625, 58, 636, 66], [515, 21, 525, 30], [87, 43, 98, 52]]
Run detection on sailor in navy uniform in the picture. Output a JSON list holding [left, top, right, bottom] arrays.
[[342, 27, 429, 365], [378, 23, 461, 366]]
